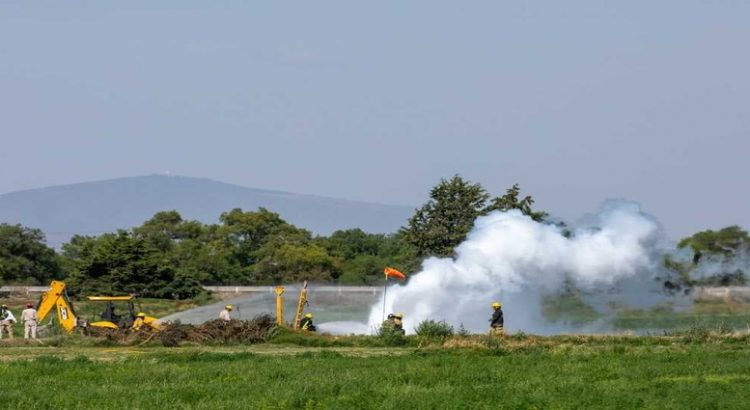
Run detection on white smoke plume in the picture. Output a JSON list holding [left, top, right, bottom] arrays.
[[367, 200, 665, 334]]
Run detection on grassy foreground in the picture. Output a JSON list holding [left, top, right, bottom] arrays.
[[3, 334, 750, 409]]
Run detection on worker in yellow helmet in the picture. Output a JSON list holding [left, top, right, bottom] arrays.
[[393, 313, 405, 335], [489, 302, 504, 336], [300, 312, 316, 332], [381, 313, 396, 333], [133, 312, 147, 330], [220, 304, 233, 322]]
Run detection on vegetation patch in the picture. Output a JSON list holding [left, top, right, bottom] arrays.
[[3, 339, 750, 409]]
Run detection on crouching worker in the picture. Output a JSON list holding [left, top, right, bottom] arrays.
[[0, 304, 16, 339], [489, 302, 504, 336], [133, 312, 147, 331], [381, 313, 396, 331], [393, 313, 405, 335], [300, 313, 316, 332]]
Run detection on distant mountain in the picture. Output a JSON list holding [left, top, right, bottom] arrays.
[[0, 175, 414, 248]]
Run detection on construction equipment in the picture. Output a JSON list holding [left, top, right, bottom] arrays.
[[37, 280, 160, 333], [85, 295, 160, 330], [36, 280, 81, 332], [293, 281, 309, 330], [275, 286, 285, 325]]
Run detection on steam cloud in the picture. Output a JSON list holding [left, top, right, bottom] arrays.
[[366, 201, 665, 334]]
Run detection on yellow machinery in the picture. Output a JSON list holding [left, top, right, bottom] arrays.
[[275, 286, 285, 325], [293, 281, 309, 330], [37, 280, 160, 332], [85, 295, 160, 330], [36, 280, 79, 332]]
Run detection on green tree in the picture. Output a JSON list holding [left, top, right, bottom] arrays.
[[402, 176, 545, 257], [0, 224, 62, 285], [487, 183, 548, 222], [664, 226, 750, 288], [133, 210, 203, 252], [402, 175, 490, 257], [337, 254, 388, 284], [218, 208, 310, 268], [319, 229, 384, 260], [252, 241, 341, 283], [133, 211, 238, 285], [318, 229, 420, 283], [63, 230, 204, 299], [677, 226, 750, 264]]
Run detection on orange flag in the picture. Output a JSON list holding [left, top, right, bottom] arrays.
[[384, 267, 406, 280]]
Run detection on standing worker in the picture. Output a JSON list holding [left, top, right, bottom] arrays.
[[0, 304, 16, 339], [489, 302, 504, 336], [21, 302, 38, 339], [300, 313, 316, 332], [219, 304, 233, 321]]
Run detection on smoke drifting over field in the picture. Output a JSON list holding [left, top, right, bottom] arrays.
[[366, 201, 667, 334]]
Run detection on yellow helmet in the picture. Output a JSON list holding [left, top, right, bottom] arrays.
[[394, 313, 403, 319], [136, 312, 146, 318], [304, 313, 313, 319], [225, 305, 233, 310], [492, 302, 501, 309]]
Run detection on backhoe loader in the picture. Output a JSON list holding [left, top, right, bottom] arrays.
[[37, 280, 160, 333]]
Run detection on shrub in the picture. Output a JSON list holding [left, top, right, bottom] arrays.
[[415, 320, 454, 339], [377, 324, 407, 346]]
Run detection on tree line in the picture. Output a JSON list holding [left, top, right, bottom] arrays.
[[0, 175, 746, 299]]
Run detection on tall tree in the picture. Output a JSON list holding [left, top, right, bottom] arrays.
[[402, 175, 490, 257], [133, 210, 203, 252], [63, 230, 204, 299], [0, 224, 62, 285], [252, 241, 341, 283], [402, 176, 546, 258], [217, 208, 310, 268], [487, 183, 548, 222]]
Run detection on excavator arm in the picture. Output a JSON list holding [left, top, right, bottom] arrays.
[[37, 280, 79, 332]]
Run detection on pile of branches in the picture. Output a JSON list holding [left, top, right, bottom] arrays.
[[157, 315, 278, 347], [85, 325, 159, 343]]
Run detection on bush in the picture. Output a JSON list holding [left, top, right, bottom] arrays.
[[377, 324, 407, 346], [415, 320, 454, 339]]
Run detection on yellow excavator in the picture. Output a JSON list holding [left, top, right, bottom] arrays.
[[37, 280, 160, 332]]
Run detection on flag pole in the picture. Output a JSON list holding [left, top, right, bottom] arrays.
[[382, 277, 387, 323]]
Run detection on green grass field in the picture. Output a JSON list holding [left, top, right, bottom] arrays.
[[3, 296, 750, 408], [3, 333, 750, 409]]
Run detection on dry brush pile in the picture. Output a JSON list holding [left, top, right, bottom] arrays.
[[87, 315, 278, 347], [157, 315, 278, 346]]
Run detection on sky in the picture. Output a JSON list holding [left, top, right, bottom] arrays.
[[1, 1, 748, 239]]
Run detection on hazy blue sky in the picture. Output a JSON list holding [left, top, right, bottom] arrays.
[[1, 1, 748, 238]]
